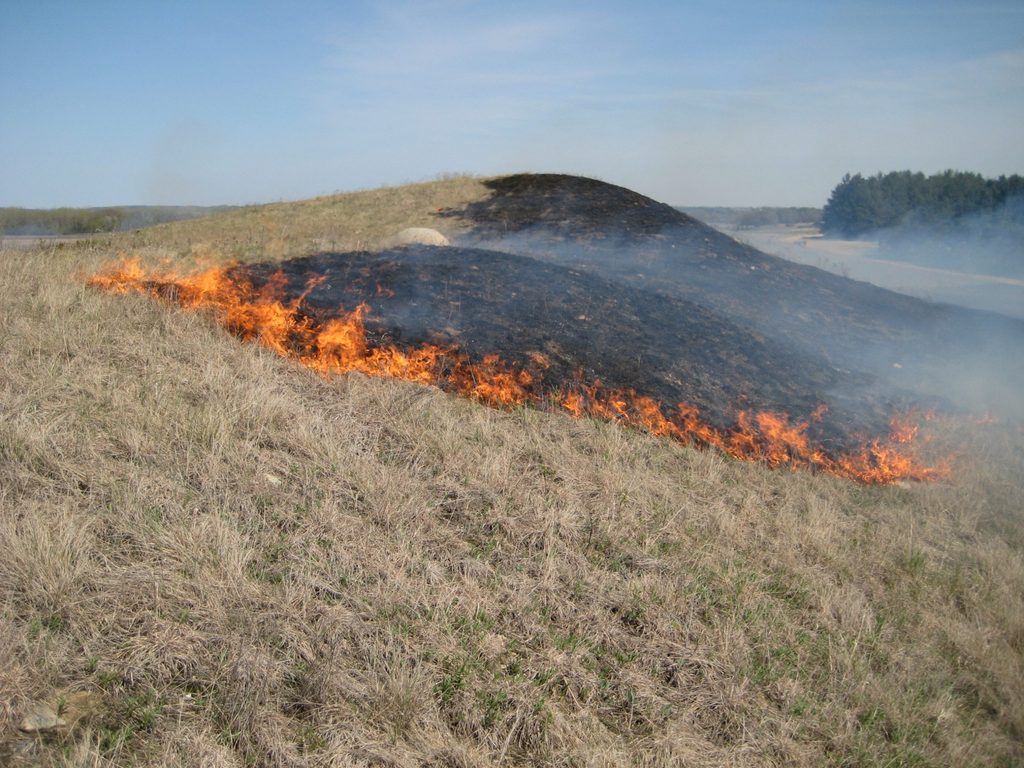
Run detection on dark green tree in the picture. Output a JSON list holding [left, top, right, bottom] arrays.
[[822, 170, 1024, 236]]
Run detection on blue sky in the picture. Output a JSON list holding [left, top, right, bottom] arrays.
[[1, 1, 1022, 207]]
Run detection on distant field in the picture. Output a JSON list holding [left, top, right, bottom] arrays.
[[679, 206, 821, 229], [0, 205, 237, 237], [0, 234, 105, 249], [2, 178, 1022, 767]]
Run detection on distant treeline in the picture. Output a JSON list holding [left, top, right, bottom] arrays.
[[0, 205, 237, 235], [679, 207, 821, 228], [822, 170, 1024, 237]]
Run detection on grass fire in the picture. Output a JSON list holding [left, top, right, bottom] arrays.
[[88, 255, 946, 484]]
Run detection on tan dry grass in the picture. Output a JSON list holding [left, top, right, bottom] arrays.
[[116, 174, 488, 266], [1, 181, 1023, 766]]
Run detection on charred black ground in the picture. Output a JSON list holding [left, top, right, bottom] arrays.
[[453, 174, 1024, 417], [233, 245, 902, 453], [445, 173, 689, 239]]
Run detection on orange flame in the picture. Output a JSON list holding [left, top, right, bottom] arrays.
[[88, 258, 949, 484]]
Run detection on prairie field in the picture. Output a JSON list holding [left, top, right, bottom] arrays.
[[1, 177, 1023, 766]]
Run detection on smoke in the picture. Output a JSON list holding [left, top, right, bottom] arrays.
[[454, 210, 1024, 423], [856, 199, 1024, 419], [729, 230, 1023, 323], [698, 201, 1024, 420], [879, 194, 1024, 274], [228, 170, 1024, 429]]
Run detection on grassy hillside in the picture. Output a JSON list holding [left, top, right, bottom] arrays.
[[1, 177, 1022, 766], [118, 175, 489, 261]]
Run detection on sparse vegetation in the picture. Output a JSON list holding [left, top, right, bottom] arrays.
[[679, 207, 822, 229], [0, 206, 237, 236], [1, 176, 1022, 766]]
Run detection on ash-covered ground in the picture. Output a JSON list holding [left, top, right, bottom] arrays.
[[451, 174, 1024, 420], [231, 174, 1023, 455]]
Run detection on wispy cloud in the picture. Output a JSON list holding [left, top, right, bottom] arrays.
[[323, 5, 603, 83]]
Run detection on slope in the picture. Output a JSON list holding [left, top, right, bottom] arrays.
[[455, 174, 1024, 417], [1, 176, 1021, 767]]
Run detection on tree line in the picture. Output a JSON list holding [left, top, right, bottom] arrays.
[[822, 170, 1024, 237]]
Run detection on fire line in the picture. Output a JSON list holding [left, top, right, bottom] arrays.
[[88, 257, 949, 484]]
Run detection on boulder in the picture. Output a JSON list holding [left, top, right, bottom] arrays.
[[381, 227, 449, 248]]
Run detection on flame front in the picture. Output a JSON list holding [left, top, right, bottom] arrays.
[[88, 258, 949, 484]]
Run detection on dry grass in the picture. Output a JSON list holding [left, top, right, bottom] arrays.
[[1, 179, 1023, 766], [117, 174, 488, 265]]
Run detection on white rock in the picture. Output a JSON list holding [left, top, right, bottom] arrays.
[[381, 227, 450, 248]]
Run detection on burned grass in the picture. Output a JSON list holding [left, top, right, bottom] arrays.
[[87, 248, 941, 481], [456, 174, 1024, 419], [231, 246, 859, 439], [1, 177, 1022, 766]]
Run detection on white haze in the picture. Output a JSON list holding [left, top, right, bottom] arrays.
[[456, 211, 1024, 422], [720, 215, 1024, 419], [731, 214, 1024, 322]]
